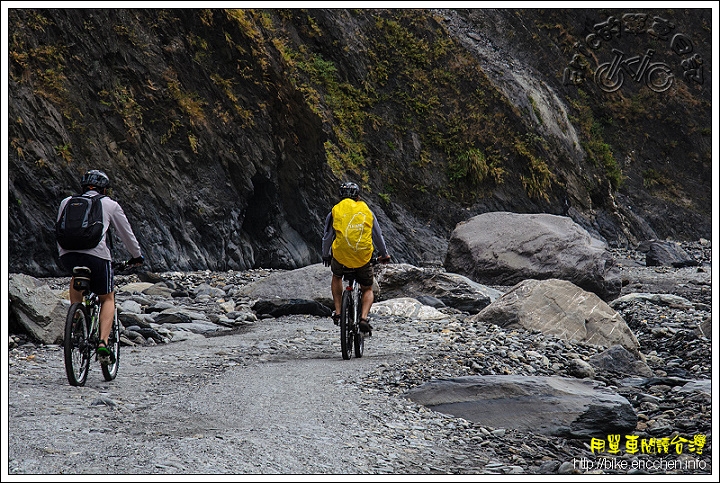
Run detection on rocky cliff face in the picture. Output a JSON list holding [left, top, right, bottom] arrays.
[[7, 8, 712, 276]]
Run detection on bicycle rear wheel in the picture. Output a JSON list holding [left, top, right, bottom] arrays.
[[354, 331, 364, 358], [339, 290, 353, 360], [353, 289, 364, 358], [64, 302, 90, 386], [101, 308, 120, 381]]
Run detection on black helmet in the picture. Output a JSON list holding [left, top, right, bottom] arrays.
[[80, 169, 110, 190], [339, 182, 360, 200]]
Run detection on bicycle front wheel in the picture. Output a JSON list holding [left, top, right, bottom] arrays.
[[339, 290, 354, 360], [101, 308, 120, 381], [64, 302, 90, 386]]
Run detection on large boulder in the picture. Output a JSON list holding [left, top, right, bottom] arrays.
[[466, 278, 640, 356], [8, 273, 69, 344], [406, 375, 637, 438], [444, 212, 621, 300], [638, 239, 699, 268], [375, 263, 503, 312], [237, 263, 334, 308]]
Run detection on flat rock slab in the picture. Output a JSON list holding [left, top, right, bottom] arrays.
[[406, 375, 637, 439], [371, 297, 450, 320]]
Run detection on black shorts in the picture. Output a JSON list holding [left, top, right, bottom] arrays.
[[331, 258, 374, 287], [60, 253, 113, 295]]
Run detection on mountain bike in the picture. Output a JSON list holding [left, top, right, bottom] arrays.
[[339, 270, 364, 360], [63, 260, 127, 386], [337, 255, 389, 360]]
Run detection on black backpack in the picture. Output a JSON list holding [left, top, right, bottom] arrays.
[[55, 193, 106, 250]]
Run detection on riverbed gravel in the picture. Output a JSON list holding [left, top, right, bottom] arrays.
[[5, 244, 714, 477]]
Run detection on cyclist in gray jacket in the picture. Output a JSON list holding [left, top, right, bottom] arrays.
[[57, 169, 144, 362]]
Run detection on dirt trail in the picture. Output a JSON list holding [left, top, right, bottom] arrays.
[[7, 315, 486, 476]]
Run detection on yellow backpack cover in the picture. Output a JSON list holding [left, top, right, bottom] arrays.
[[331, 198, 374, 268]]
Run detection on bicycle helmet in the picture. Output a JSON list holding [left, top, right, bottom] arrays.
[[80, 169, 110, 190], [339, 181, 360, 200]]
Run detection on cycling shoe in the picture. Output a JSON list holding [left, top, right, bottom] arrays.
[[96, 341, 115, 365], [359, 318, 373, 336]]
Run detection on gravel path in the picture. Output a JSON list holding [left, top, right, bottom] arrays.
[[7, 315, 499, 475]]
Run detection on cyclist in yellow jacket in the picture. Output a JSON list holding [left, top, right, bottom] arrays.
[[321, 182, 390, 335]]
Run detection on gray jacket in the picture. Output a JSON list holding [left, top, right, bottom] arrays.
[[57, 190, 142, 260]]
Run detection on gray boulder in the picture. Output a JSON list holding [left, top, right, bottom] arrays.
[[8, 273, 68, 344], [610, 292, 694, 308], [467, 278, 640, 356], [589, 345, 653, 377], [639, 239, 699, 268], [375, 263, 503, 312], [252, 299, 332, 318], [566, 359, 595, 379], [117, 312, 155, 329], [238, 263, 334, 308], [444, 212, 621, 300], [152, 307, 209, 325], [406, 375, 637, 438]]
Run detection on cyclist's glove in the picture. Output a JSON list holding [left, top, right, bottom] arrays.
[[322, 256, 332, 267], [128, 255, 145, 267]]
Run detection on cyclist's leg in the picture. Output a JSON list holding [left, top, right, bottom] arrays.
[[355, 262, 375, 334], [329, 258, 346, 316], [98, 292, 115, 345], [90, 257, 114, 345], [355, 262, 375, 319], [359, 285, 374, 320], [331, 275, 343, 315]]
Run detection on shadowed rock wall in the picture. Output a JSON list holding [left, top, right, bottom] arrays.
[[8, 8, 712, 276]]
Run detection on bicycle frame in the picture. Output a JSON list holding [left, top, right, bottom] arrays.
[[339, 273, 364, 360], [85, 293, 101, 346], [74, 268, 101, 347], [345, 277, 360, 325]]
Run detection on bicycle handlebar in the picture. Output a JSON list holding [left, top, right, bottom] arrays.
[[112, 258, 144, 272], [376, 254, 391, 264]]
